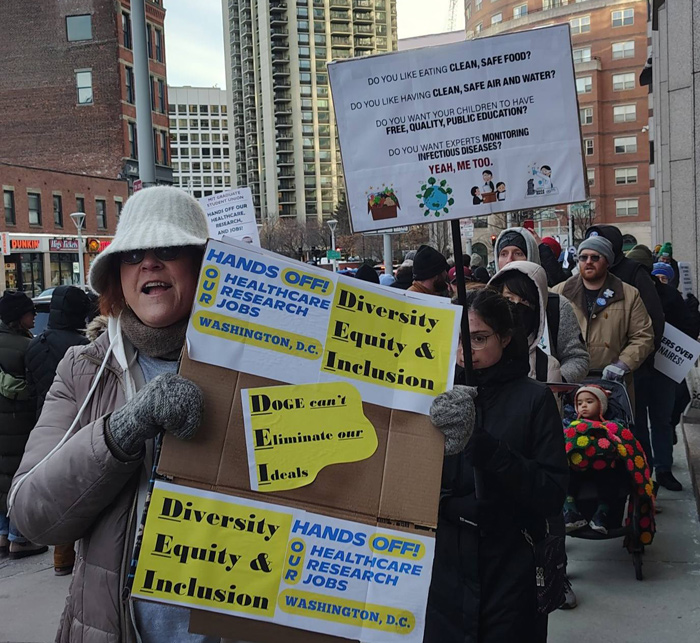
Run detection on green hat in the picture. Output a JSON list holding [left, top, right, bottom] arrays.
[[660, 242, 673, 258], [626, 245, 653, 271]]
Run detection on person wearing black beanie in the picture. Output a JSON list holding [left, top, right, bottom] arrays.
[[0, 290, 43, 560], [408, 245, 449, 296], [354, 264, 380, 284]]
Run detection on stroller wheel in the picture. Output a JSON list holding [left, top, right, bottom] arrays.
[[633, 551, 643, 581]]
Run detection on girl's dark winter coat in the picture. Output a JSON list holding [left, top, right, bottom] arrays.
[[424, 342, 568, 643]]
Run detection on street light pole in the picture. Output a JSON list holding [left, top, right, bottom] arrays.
[[327, 218, 338, 272], [70, 212, 86, 286]]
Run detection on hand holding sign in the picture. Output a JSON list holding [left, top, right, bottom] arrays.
[[242, 382, 378, 492]]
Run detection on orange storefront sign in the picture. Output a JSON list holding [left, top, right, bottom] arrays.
[[10, 239, 40, 250]]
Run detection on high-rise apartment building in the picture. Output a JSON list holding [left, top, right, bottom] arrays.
[[168, 87, 233, 198], [0, 0, 171, 293], [223, 0, 398, 223], [465, 0, 650, 246]]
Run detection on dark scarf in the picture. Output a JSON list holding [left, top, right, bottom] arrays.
[[120, 308, 188, 360]]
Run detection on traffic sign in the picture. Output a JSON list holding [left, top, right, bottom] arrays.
[[326, 250, 341, 260], [460, 219, 474, 239], [362, 226, 409, 236], [133, 179, 143, 192]]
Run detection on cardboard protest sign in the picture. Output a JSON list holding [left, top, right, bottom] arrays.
[[242, 382, 378, 492], [678, 262, 694, 300], [328, 24, 586, 233], [186, 238, 459, 415], [654, 322, 700, 383], [199, 188, 260, 245], [132, 482, 433, 643]]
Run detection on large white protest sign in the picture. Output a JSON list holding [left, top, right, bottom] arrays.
[[654, 322, 700, 383], [328, 25, 586, 233], [199, 188, 260, 245], [186, 238, 460, 414]]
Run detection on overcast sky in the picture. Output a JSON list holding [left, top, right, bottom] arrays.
[[164, 0, 465, 88]]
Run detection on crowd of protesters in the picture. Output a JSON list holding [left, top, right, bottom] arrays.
[[1, 184, 698, 643]]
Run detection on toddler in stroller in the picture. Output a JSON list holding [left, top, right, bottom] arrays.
[[562, 384, 655, 545]]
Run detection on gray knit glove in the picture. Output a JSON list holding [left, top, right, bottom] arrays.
[[105, 373, 204, 460], [430, 386, 478, 456]]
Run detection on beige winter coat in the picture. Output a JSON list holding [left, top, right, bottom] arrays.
[[10, 319, 141, 643], [552, 272, 655, 374]]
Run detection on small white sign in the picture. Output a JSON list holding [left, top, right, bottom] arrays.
[[460, 219, 474, 239], [362, 226, 410, 236], [199, 187, 260, 246], [654, 322, 700, 383], [678, 261, 693, 299]]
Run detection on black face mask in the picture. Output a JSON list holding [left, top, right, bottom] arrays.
[[515, 302, 539, 337]]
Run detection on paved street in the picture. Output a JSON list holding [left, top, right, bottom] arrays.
[[2, 430, 700, 643]]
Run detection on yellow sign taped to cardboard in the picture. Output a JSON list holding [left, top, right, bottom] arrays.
[[132, 481, 434, 643], [242, 382, 377, 492]]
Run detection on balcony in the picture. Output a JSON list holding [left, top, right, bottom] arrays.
[[272, 53, 290, 64], [272, 65, 291, 77], [330, 10, 350, 22], [276, 116, 293, 127], [331, 36, 352, 48], [353, 0, 372, 7], [353, 9, 373, 23], [271, 28, 289, 38], [278, 168, 294, 178], [353, 24, 373, 34], [333, 25, 352, 34], [279, 179, 295, 189], [354, 36, 374, 49], [274, 91, 292, 102], [277, 155, 294, 166], [277, 142, 294, 151], [271, 38, 289, 51], [270, 15, 288, 26], [276, 105, 293, 116], [270, 0, 287, 11], [277, 130, 293, 140], [330, 0, 350, 6]]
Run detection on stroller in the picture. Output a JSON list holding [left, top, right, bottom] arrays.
[[562, 377, 649, 581]]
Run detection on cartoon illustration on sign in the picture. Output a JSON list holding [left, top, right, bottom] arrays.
[[526, 163, 559, 197], [416, 177, 454, 217], [367, 185, 401, 221]]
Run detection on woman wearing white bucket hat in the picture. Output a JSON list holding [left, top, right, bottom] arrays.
[[9, 186, 222, 643]]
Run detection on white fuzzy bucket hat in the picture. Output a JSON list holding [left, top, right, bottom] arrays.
[[89, 186, 209, 294]]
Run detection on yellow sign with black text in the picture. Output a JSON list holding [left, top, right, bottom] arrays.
[[242, 382, 377, 492]]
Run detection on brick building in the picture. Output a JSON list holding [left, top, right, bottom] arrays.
[[465, 0, 651, 246], [0, 0, 172, 294]]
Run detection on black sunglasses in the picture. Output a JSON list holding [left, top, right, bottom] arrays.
[[119, 246, 187, 265]]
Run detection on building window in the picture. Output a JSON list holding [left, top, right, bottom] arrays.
[[475, 0, 482, 9], [513, 4, 528, 19], [584, 139, 594, 156], [570, 16, 591, 35], [573, 47, 592, 63], [155, 28, 163, 62], [75, 69, 93, 104], [147, 25, 153, 58], [491, 13, 502, 25], [66, 15, 92, 42], [576, 76, 592, 94], [150, 75, 155, 110], [115, 198, 123, 220], [160, 131, 168, 165], [53, 195, 63, 226], [613, 104, 637, 123], [95, 199, 107, 229], [28, 192, 42, 225], [125, 66, 135, 103], [614, 136, 637, 153], [587, 169, 595, 187], [612, 72, 635, 91], [612, 8, 634, 28], [616, 198, 639, 216], [4, 190, 15, 225], [615, 167, 638, 184], [122, 12, 132, 49], [612, 41, 635, 59], [158, 79, 165, 113], [579, 107, 593, 125], [475, 22, 482, 34], [466, 4, 472, 20], [128, 122, 138, 158], [76, 196, 85, 213]]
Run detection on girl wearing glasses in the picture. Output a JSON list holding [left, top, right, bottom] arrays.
[[426, 288, 568, 643], [9, 187, 221, 643]]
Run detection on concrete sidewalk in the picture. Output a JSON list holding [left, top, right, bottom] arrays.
[[549, 426, 700, 642]]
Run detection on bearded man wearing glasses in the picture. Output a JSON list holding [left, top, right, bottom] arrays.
[[552, 236, 654, 397]]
